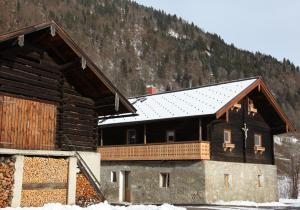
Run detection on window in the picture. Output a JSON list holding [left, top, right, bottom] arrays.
[[254, 134, 262, 146], [224, 174, 231, 191], [257, 175, 263, 187], [127, 129, 137, 144], [111, 171, 117, 182], [224, 129, 232, 143], [166, 130, 175, 142], [159, 173, 170, 188]]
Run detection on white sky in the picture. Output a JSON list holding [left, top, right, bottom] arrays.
[[133, 0, 300, 67]]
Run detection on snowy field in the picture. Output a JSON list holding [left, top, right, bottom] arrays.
[[186, 199, 300, 210], [3, 200, 300, 210], [3, 202, 185, 210]]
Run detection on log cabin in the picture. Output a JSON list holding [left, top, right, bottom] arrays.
[[98, 77, 295, 204], [0, 22, 135, 207]]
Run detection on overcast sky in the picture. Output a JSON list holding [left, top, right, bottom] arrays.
[[133, 0, 300, 67]]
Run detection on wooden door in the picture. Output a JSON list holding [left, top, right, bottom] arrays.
[[0, 95, 57, 150], [124, 171, 131, 202]]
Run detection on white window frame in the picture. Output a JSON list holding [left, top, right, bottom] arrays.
[[224, 129, 232, 144], [111, 171, 117, 183], [254, 133, 262, 147]]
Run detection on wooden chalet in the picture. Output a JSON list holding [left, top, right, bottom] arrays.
[[0, 21, 135, 152], [99, 77, 295, 164]]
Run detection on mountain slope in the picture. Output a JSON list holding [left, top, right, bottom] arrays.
[[0, 0, 299, 128]]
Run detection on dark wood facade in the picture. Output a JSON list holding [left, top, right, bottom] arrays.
[[0, 22, 135, 151], [100, 84, 294, 164]]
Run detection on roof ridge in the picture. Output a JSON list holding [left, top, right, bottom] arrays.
[[129, 76, 260, 99]]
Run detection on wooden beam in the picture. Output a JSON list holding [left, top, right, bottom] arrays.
[[115, 93, 119, 112], [100, 128, 103, 146], [226, 111, 229, 123], [50, 25, 56, 37], [144, 124, 147, 144], [18, 35, 24, 47], [198, 118, 202, 141], [81, 56, 86, 69]]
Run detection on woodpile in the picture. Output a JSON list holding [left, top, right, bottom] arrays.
[[22, 157, 68, 183], [21, 157, 69, 207], [0, 156, 15, 208], [21, 189, 67, 207], [76, 173, 100, 207]]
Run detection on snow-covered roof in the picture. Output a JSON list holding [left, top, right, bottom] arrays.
[[99, 78, 258, 126]]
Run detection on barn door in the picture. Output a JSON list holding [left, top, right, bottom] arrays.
[[0, 95, 57, 150]]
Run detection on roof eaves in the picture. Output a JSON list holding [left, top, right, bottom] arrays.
[[0, 21, 136, 114]]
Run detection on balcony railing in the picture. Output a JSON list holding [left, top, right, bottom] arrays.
[[98, 141, 210, 161]]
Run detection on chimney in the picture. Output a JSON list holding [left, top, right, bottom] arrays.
[[147, 85, 157, 94]]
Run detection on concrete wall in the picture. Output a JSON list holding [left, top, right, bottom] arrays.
[[100, 160, 278, 204], [78, 152, 101, 182], [203, 160, 278, 203], [101, 161, 205, 204]]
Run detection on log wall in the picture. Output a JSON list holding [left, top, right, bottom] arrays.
[[0, 54, 98, 151], [210, 97, 273, 164]]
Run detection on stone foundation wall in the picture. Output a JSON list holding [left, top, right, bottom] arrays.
[[101, 161, 205, 204], [0, 156, 15, 208], [101, 160, 278, 204], [203, 160, 278, 203], [21, 156, 69, 207]]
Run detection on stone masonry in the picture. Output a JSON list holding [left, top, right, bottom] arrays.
[[100, 160, 278, 204]]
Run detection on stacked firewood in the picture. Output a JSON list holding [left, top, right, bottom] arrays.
[[21, 157, 68, 207], [0, 156, 15, 208], [76, 173, 101, 207]]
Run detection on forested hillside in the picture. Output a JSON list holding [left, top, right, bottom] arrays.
[[0, 0, 299, 128]]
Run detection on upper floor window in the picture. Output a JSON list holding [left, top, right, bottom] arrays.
[[166, 130, 175, 142], [127, 129, 137, 144], [254, 133, 262, 146], [224, 129, 232, 143]]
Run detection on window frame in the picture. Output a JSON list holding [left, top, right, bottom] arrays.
[[127, 129, 137, 144], [224, 174, 231, 191], [224, 129, 232, 144], [111, 171, 117, 183], [159, 173, 170, 188], [254, 133, 262, 147], [166, 130, 175, 142], [257, 175, 263, 187]]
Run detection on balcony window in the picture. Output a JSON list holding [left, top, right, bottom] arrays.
[[166, 130, 175, 142], [127, 129, 137, 144]]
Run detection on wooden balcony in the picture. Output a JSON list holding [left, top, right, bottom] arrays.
[[98, 141, 210, 161]]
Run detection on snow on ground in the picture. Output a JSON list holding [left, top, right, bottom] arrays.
[[280, 199, 300, 207], [213, 199, 300, 207], [4, 202, 186, 210]]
